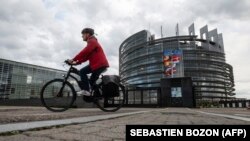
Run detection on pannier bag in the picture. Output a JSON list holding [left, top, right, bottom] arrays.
[[102, 75, 120, 97]]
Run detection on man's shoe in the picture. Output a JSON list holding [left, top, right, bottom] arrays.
[[77, 90, 91, 96]]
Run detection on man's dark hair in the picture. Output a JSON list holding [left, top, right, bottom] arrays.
[[81, 28, 94, 36]]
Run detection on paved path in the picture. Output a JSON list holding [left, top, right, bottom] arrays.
[[0, 108, 250, 141], [0, 106, 147, 124]]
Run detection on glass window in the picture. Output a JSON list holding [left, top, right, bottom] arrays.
[[171, 87, 182, 97], [26, 76, 32, 84], [134, 91, 141, 104], [143, 90, 150, 104], [128, 91, 135, 104]]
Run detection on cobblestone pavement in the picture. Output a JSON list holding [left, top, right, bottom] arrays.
[[0, 106, 145, 124], [195, 108, 250, 116], [0, 108, 250, 141]]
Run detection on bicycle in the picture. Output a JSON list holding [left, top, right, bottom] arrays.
[[40, 60, 125, 112]]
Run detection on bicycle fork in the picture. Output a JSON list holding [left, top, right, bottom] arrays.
[[57, 68, 71, 97]]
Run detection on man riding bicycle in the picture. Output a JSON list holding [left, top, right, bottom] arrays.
[[67, 28, 109, 96]]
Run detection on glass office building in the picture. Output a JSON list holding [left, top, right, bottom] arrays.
[[0, 58, 66, 99], [119, 23, 235, 103]]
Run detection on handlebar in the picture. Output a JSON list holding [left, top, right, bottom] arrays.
[[65, 59, 79, 66], [64, 60, 72, 66]]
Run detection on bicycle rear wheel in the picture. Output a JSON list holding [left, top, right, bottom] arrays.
[[94, 84, 125, 112], [40, 79, 76, 112]]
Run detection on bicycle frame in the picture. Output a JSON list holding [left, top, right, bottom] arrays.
[[57, 66, 75, 97], [62, 65, 100, 92], [63, 65, 82, 89]]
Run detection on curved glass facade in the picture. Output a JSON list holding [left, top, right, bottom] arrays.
[[119, 25, 235, 101]]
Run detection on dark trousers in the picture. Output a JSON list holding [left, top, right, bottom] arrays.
[[79, 65, 107, 91]]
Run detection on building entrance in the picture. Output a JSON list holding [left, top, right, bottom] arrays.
[[170, 87, 183, 107], [160, 77, 195, 107]]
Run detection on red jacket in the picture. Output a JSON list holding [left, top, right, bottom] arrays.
[[73, 36, 109, 71]]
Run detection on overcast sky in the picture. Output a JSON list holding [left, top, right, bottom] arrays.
[[0, 0, 250, 99]]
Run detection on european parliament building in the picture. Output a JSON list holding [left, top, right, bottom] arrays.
[[0, 58, 65, 100], [119, 23, 235, 107]]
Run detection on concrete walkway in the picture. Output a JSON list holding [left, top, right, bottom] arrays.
[[0, 106, 148, 124], [0, 108, 250, 141], [0, 110, 149, 133]]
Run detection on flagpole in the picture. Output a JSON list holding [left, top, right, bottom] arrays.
[[172, 23, 180, 78], [171, 52, 173, 78]]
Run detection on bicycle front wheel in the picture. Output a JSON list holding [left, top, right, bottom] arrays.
[[40, 79, 76, 112], [94, 84, 125, 112]]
